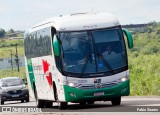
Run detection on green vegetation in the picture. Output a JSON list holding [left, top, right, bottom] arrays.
[[128, 22, 160, 95], [129, 54, 160, 95], [0, 39, 25, 79], [0, 67, 26, 79], [0, 28, 5, 38], [0, 39, 24, 58], [0, 28, 24, 39]]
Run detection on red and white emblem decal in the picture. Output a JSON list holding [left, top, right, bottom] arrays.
[[42, 59, 52, 88]]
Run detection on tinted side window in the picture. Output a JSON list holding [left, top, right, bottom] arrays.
[[24, 27, 52, 58]]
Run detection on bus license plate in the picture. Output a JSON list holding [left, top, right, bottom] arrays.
[[12, 94, 19, 97], [94, 92, 104, 96]]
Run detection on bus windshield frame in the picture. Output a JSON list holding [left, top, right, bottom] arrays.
[[58, 27, 128, 78]]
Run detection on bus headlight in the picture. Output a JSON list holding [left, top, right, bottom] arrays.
[[68, 82, 77, 87], [64, 81, 78, 87], [116, 76, 129, 83], [120, 76, 129, 82]]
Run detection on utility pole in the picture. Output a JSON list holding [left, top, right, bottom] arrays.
[[10, 50, 13, 71], [14, 44, 20, 72]]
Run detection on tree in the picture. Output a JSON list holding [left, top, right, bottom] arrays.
[[8, 29, 15, 34], [7, 29, 17, 37], [0, 28, 5, 38], [147, 26, 152, 33], [156, 28, 160, 35]]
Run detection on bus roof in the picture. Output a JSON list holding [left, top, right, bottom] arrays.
[[28, 12, 120, 32]]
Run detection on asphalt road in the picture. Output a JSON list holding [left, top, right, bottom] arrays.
[[0, 96, 160, 114]]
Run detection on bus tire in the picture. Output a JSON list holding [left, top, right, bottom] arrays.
[[79, 101, 86, 105], [58, 102, 68, 110], [45, 101, 53, 108], [34, 85, 45, 108], [21, 99, 24, 103], [53, 82, 58, 101], [87, 101, 94, 105], [26, 97, 29, 102], [36, 99, 45, 108], [0, 99, 4, 105], [111, 97, 121, 106]]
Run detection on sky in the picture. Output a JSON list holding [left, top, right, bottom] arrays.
[[0, 0, 160, 30]]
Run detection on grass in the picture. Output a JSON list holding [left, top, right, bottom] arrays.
[[127, 25, 160, 96], [0, 67, 26, 79], [0, 46, 24, 58], [0, 39, 24, 58], [129, 53, 160, 96]]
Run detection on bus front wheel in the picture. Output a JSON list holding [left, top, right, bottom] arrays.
[[53, 82, 68, 109], [111, 97, 121, 106], [45, 101, 53, 108], [87, 101, 94, 105], [58, 102, 68, 110], [0, 99, 4, 105]]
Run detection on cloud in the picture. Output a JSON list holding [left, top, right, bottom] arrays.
[[0, 0, 160, 30], [24, 2, 55, 12], [0, 5, 5, 12]]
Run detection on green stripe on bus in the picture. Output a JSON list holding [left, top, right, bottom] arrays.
[[27, 59, 35, 90], [63, 80, 129, 102]]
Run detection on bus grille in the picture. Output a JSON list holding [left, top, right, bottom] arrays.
[[76, 81, 121, 89]]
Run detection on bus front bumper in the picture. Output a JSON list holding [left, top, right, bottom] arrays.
[[63, 80, 129, 102]]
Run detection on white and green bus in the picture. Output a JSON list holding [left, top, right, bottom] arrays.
[[24, 12, 133, 109]]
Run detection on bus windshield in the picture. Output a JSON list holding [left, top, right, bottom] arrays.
[[59, 27, 127, 77]]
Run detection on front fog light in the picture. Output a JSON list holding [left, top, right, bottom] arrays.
[[69, 92, 76, 97], [121, 87, 127, 93]]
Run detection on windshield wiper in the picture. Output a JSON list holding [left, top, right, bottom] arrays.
[[95, 47, 115, 74], [79, 53, 92, 77]]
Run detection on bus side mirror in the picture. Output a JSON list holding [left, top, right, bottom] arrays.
[[122, 28, 133, 49], [53, 35, 60, 56]]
